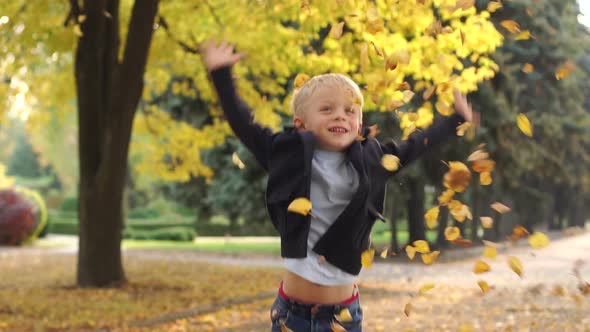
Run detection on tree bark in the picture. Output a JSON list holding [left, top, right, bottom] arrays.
[[75, 0, 159, 287], [407, 177, 426, 243]]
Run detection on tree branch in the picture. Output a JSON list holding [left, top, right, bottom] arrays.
[[64, 0, 81, 27], [157, 15, 199, 54]]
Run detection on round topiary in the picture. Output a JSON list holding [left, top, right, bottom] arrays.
[[0, 189, 38, 245]]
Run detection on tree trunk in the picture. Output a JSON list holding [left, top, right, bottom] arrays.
[[75, 0, 159, 287], [436, 205, 449, 249], [470, 186, 480, 242], [389, 192, 399, 252], [407, 177, 426, 243]]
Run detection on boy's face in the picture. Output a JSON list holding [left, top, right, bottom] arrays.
[[293, 84, 362, 152]]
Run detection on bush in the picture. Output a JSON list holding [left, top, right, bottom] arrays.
[[0, 189, 39, 245], [59, 196, 78, 212], [123, 227, 195, 242], [127, 207, 161, 219]]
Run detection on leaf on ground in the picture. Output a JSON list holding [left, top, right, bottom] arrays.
[[477, 280, 492, 294], [418, 283, 435, 294], [404, 302, 412, 317]]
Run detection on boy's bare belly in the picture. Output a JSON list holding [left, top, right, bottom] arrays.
[[282, 269, 356, 304]]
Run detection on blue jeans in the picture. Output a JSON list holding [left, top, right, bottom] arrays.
[[269, 291, 363, 332]]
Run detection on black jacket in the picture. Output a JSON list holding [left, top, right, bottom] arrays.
[[210, 66, 464, 275]]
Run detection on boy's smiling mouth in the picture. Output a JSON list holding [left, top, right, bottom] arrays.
[[328, 126, 348, 133]]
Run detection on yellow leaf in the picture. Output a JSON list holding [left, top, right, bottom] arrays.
[[330, 320, 347, 332], [555, 60, 576, 80], [405, 245, 416, 260], [366, 18, 384, 35], [508, 256, 523, 277], [444, 226, 461, 241], [379, 247, 389, 259], [437, 189, 455, 206], [455, 0, 475, 10], [330, 21, 345, 39], [334, 308, 352, 323], [403, 302, 412, 317], [361, 248, 375, 268], [516, 113, 533, 137], [480, 216, 494, 229], [500, 20, 521, 34], [443, 161, 471, 193], [422, 85, 436, 100], [477, 280, 491, 293], [294, 73, 310, 89], [402, 90, 415, 103], [480, 172, 492, 185], [435, 100, 453, 116], [413, 240, 430, 254], [521, 63, 535, 73], [381, 154, 401, 172], [456, 122, 472, 137], [490, 202, 511, 214], [425, 206, 439, 229], [483, 246, 497, 259], [515, 30, 532, 40], [287, 197, 312, 216], [487, 1, 502, 13], [421, 251, 440, 265], [467, 149, 488, 162], [473, 260, 491, 274], [74, 24, 83, 37], [418, 283, 435, 294], [471, 159, 495, 173], [281, 324, 294, 332], [231, 152, 245, 169], [528, 232, 550, 248]]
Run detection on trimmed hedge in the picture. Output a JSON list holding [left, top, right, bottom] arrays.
[[123, 227, 196, 242]]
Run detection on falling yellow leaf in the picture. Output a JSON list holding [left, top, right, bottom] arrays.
[[421, 251, 440, 265], [500, 20, 521, 34], [425, 206, 439, 229], [450, 237, 473, 248], [512, 225, 530, 239], [74, 24, 83, 37], [487, 1, 502, 13], [418, 283, 435, 294], [444, 226, 461, 241], [281, 324, 294, 332], [508, 256, 523, 277], [330, 320, 347, 332], [366, 17, 385, 35], [490, 202, 511, 214], [334, 308, 352, 323], [361, 248, 375, 268], [404, 302, 411, 317], [480, 216, 494, 229], [368, 124, 380, 138], [477, 280, 491, 294], [294, 73, 310, 89], [528, 232, 550, 248], [423, 85, 436, 100], [471, 159, 495, 173], [473, 260, 491, 274], [438, 189, 455, 206], [515, 30, 532, 40], [483, 246, 497, 259], [522, 63, 535, 73], [436, 100, 454, 116], [555, 60, 576, 80], [379, 247, 388, 259], [467, 149, 489, 162], [402, 90, 415, 103], [381, 154, 401, 172], [287, 197, 312, 216], [516, 113, 533, 137], [413, 240, 430, 254], [330, 21, 345, 39], [443, 162, 471, 192], [405, 245, 416, 260], [231, 152, 245, 169], [480, 172, 492, 185], [456, 122, 472, 137]]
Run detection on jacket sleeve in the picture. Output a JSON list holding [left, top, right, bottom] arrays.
[[209, 66, 273, 171], [380, 113, 465, 170]]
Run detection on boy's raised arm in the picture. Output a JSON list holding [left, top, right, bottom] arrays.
[[202, 40, 273, 171], [381, 90, 475, 168]]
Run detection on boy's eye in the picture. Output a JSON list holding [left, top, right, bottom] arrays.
[[320, 107, 331, 112], [346, 108, 355, 113]]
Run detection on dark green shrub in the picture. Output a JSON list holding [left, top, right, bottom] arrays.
[[127, 207, 161, 219], [59, 196, 78, 212]]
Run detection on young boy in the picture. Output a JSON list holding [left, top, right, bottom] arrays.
[[201, 40, 474, 332]]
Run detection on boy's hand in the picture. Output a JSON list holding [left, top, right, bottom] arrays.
[[453, 88, 479, 126], [200, 39, 246, 72]]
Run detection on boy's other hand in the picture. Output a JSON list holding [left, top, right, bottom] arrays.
[[200, 39, 246, 72], [453, 88, 479, 127]]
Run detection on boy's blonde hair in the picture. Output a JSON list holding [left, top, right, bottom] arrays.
[[290, 73, 364, 121]]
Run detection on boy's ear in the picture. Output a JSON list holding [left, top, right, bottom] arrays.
[[293, 116, 306, 130]]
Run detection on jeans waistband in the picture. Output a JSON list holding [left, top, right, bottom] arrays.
[[276, 282, 360, 320]]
